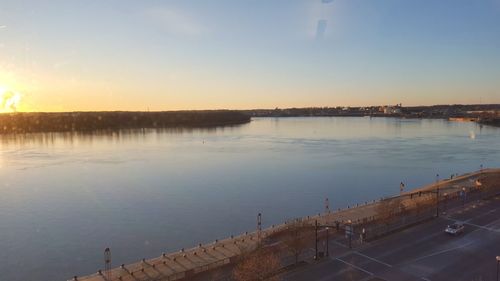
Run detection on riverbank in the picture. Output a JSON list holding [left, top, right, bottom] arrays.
[[0, 110, 251, 134]]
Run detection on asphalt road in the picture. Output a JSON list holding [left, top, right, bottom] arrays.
[[284, 196, 500, 281]]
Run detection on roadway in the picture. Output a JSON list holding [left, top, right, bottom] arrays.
[[284, 196, 500, 281]]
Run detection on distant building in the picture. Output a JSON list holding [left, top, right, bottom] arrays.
[[380, 104, 403, 114]]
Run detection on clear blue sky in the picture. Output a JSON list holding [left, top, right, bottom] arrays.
[[0, 0, 499, 111]]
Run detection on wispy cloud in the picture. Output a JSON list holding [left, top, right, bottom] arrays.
[[0, 25, 6, 30], [144, 8, 206, 37]]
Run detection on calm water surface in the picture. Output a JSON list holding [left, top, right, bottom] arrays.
[[0, 117, 499, 281]]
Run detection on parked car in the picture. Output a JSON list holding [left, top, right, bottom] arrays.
[[445, 223, 465, 235]]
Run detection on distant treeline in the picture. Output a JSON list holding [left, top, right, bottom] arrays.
[[0, 111, 251, 134], [244, 104, 500, 118]]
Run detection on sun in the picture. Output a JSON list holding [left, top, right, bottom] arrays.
[[0, 85, 22, 113]]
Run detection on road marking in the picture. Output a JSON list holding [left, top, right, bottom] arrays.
[[464, 222, 500, 233], [486, 222, 500, 231], [354, 251, 393, 268], [409, 241, 474, 263], [366, 225, 454, 260], [461, 208, 498, 223], [336, 257, 374, 276]]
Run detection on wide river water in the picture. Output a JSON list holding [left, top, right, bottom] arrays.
[[0, 117, 499, 281]]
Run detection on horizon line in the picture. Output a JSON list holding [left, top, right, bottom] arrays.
[[2, 103, 500, 114]]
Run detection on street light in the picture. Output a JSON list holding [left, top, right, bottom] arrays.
[[436, 174, 440, 217], [443, 193, 448, 214], [325, 227, 329, 257], [496, 256, 500, 281], [462, 187, 466, 208], [314, 220, 318, 260], [257, 213, 262, 243], [347, 219, 352, 249]]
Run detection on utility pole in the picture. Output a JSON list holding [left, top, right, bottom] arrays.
[[325, 197, 330, 214]]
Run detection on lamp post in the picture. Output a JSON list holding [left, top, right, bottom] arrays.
[[314, 220, 318, 260], [443, 193, 448, 214], [496, 256, 500, 281], [347, 219, 352, 249], [436, 174, 440, 217], [257, 213, 262, 243], [462, 187, 466, 208], [325, 227, 329, 257]]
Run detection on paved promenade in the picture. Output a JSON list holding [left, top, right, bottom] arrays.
[[71, 169, 500, 281], [317, 168, 499, 226]]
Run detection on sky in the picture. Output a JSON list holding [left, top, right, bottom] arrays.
[[0, 0, 499, 112]]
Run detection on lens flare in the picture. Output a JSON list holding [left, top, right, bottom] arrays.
[[0, 86, 22, 112]]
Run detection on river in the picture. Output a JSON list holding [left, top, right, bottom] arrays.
[[0, 117, 499, 281]]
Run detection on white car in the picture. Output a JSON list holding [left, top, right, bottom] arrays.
[[445, 223, 464, 235]]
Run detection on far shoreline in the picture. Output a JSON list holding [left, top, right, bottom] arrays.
[[244, 104, 500, 128], [1, 104, 499, 134], [0, 110, 251, 134]]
